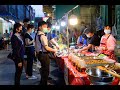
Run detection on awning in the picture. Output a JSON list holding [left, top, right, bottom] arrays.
[[55, 5, 80, 20]]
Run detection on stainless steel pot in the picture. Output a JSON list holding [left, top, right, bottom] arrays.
[[85, 67, 115, 85]]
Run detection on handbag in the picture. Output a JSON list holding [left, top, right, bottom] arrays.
[[37, 34, 56, 59], [7, 52, 15, 60], [48, 52, 56, 59]]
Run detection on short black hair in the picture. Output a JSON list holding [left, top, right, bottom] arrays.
[[23, 18, 30, 23], [52, 30, 56, 33], [84, 28, 94, 34], [104, 24, 112, 28], [38, 21, 47, 27], [47, 22, 52, 28], [27, 24, 34, 30]]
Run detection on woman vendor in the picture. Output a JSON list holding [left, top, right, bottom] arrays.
[[78, 28, 100, 53], [95, 25, 116, 60]]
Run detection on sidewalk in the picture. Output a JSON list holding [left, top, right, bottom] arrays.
[[0, 50, 11, 61], [0, 45, 11, 61]]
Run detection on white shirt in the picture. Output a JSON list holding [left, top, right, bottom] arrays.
[[35, 31, 48, 53]]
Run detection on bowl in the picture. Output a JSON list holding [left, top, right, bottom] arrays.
[[85, 67, 115, 85]]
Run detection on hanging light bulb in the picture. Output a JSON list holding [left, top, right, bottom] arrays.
[[61, 21, 66, 27], [69, 15, 78, 25]]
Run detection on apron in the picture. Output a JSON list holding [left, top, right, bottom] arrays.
[[100, 35, 116, 60]]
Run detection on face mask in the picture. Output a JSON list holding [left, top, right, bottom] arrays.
[[104, 30, 111, 34], [47, 29, 51, 33], [86, 34, 91, 38], [18, 29, 22, 33], [43, 28, 48, 33], [35, 31, 37, 33]]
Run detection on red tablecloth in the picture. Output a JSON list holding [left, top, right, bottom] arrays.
[[64, 58, 119, 85], [56, 56, 67, 72], [64, 58, 90, 85], [56, 56, 119, 85]]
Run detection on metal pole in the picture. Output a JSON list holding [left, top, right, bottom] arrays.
[[66, 5, 79, 54], [66, 13, 69, 55]]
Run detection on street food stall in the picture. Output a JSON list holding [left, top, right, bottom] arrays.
[[54, 5, 120, 85], [55, 44, 120, 85]]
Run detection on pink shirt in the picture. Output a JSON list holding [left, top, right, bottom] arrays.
[[100, 34, 116, 51]]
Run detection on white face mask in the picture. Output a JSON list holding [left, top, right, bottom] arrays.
[[43, 28, 48, 33], [104, 30, 111, 34], [86, 34, 91, 38]]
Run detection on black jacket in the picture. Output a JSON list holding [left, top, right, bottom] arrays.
[[11, 34, 25, 63]]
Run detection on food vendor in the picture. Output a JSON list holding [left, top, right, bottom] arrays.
[[77, 28, 88, 46], [78, 28, 100, 53], [95, 25, 116, 60]]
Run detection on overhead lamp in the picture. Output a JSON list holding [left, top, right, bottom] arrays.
[[69, 15, 78, 25], [31, 20, 34, 23], [47, 13, 50, 17], [9, 19, 15, 24]]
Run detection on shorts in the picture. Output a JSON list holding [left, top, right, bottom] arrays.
[[5, 40, 9, 45]]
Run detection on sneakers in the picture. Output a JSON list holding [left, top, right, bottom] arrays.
[[33, 62, 37, 66], [33, 68, 37, 71], [47, 80, 54, 85], [26, 75, 38, 80], [36, 61, 41, 68]]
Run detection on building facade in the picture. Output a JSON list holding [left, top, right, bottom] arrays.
[[0, 5, 35, 35]]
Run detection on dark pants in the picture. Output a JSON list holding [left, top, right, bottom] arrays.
[[26, 46, 34, 76], [14, 60, 23, 85], [33, 48, 37, 62], [37, 52, 50, 85]]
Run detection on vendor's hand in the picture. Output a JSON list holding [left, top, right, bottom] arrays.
[[95, 46, 98, 50], [102, 47, 106, 50], [56, 45, 60, 50], [18, 62, 22, 67], [53, 49, 58, 53]]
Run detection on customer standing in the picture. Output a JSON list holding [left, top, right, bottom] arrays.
[[30, 27, 37, 63], [35, 21, 57, 85], [47, 22, 59, 49], [11, 23, 25, 85], [46, 22, 59, 81], [24, 24, 37, 79], [22, 18, 30, 76], [3, 30, 10, 50]]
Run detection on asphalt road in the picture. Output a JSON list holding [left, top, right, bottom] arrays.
[[0, 50, 65, 85]]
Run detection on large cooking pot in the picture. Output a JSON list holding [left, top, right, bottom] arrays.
[[85, 67, 115, 85]]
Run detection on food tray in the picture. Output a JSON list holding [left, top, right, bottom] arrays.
[[84, 59, 113, 68], [78, 56, 102, 60]]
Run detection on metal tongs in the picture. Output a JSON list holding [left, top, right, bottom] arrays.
[[97, 66, 120, 80]]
